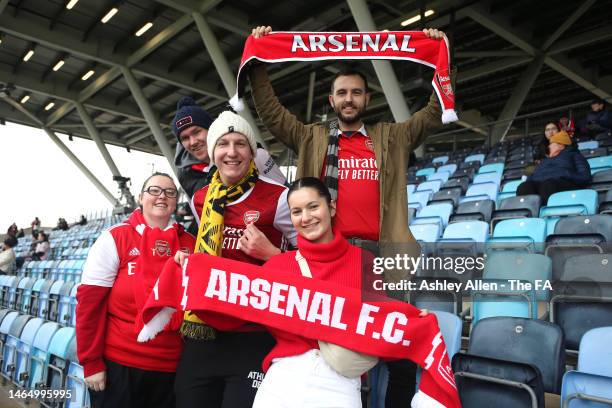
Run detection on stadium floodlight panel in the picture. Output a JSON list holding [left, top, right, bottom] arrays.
[[135, 22, 153, 37], [45, 102, 55, 111], [66, 0, 79, 9], [400, 9, 435, 27], [81, 70, 95, 80], [23, 49, 34, 62], [20, 95, 29, 104], [53, 60, 65, 71], [101, 7, 118, 23]]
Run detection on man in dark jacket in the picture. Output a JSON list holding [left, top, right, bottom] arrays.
[[517, 130, 591, 203], [579, 99, 612, 138]]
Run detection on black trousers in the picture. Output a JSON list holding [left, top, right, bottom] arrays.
[[516, 178, 583, 204], [89, 359, 176, 408], [385, 360, 418, 407], [174, 331, 275, 408]]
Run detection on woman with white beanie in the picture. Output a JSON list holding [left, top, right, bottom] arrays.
[[174, 111, 297, 408]]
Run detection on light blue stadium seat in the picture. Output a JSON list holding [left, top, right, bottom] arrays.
[[472, 252, 551, 326], [588, 155, 612, 173], [416, 180, 442, 194], [578, 140, 599, 150], [540, 190, 598, 238], [408, 191, 431, 211], [13, 317, 44, 387], [38, 280, 65, 320], [488, 218, 547, 252], [437, 164, 457, 175], [462, 182, 498, 203], [407, 184, 416, 195], [561, 327, 612, 408], [30, 279, 52, 317], [416, 167, 436, 177], [15, 277, 34, 314], [478, 163, 505, 175], [44, 328, 76, 404], [26, 322, 60, 390], [1, 276, 18, 308], [69, 284, 79, 327], [412, 203, 453, 229], [427, 171, 450, 183], [1, 313, 31, 382], [432, 155, 449, 165], [441, 220, 489, 242], [66, 359, 90, 408], [473, 172, 502, 187], [410, 223, 442, 242], [465, 154, 485, 164]]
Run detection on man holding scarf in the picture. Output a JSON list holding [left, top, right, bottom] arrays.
[[248, 26, 451, 407]]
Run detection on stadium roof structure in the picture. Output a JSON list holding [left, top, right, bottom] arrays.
[[0, 0, 611, 203]]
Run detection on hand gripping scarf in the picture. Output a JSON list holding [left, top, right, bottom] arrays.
[[181, 161, 259, 338], [138, 255, 461, 408], [230, 30, 458, 124], [126, 209, 184, 334]]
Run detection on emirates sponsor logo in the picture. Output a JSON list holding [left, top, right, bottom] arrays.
[[243, 210, 260, 225], [128, 247, 140, 256]]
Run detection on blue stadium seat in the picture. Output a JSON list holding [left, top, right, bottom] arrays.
[[416, 180, 442, 194], [464, 154, 485, 165], [411, 203, 453, 229], [488, 218, 546, 252], [66, 358, 90, 408], [462, 182, 499, 203], [409, 223, 441, 243], [550, 253, 612, 353], [540, 189, 598, 218], [578, 140, 599, 150], [437, 163, 457, 175], [26, 322, 60, 390], [588, 155, 612, 173], [478, 163, 505, 175], [12, 317, 44, 387], [69, 284, 79, 327], [416, 167, 436, 177], [473, 172, 502, 187], [441, 221, 489, 243], [406, 184, 416, 195], [453, 317, 565, 407], [497, 179, 523, 202], [1, 313, 31, 381], [427, 171, 450, 183], [408, 191, 431, 211], [30, 279, 53, 317], [430, 188, 462, 207], [560, 327, 612, 408], [472, 251, 552, 325], [432, 155, 449, 165], [43, 328, 76, 405]]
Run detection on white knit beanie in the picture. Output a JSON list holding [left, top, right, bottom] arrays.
[[207, 111, 257, 166]]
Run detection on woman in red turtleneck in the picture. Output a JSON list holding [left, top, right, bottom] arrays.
[[252, 177, 376, 408]]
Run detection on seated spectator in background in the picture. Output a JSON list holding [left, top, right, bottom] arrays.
[[579, 99, 612, 138], [55, 218, 69, 231], [517, 130, 591, 203], [0, 236, 18, 274], [78, 215, 87, 226], [31, 216, 41, 231], [559, 116, 575, 138], [32, 231, 50, 261], [6, 223, 18, 238], [16, 229, 24, 238]]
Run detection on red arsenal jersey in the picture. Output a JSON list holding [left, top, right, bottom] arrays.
[[333, 129, 380, 241], [191, 176, 297, 265]]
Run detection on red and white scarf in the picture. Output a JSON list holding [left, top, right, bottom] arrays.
[[230, 31, 458, 124], [127, 209, 184, 334], [138, 254, 461, 408]]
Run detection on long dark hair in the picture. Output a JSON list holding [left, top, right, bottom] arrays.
[[287, 177, 332, 205]]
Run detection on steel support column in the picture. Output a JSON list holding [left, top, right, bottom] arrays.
[[491, 56, 545, 142], [192, 11, 267, 148], [120, 66, 177, 172], [0, 95, 118, 205], [75, 102, 122, 177], [345, 0, 421, 153]]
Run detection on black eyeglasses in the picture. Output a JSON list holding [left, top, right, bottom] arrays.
[[143, 186, 178, 198]]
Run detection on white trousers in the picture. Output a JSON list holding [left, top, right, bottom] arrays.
[[253, 349, 362, 408]]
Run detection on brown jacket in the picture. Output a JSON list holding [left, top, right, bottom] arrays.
[[249, 65, 443, 245]]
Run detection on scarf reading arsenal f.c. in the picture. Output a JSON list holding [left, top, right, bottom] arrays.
[[138, 255, 461, 408], [126, 209, 184, 334], [230, 31, 458, 124]]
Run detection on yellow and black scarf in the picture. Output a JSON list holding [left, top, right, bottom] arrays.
[[181, 161, 259, 339]]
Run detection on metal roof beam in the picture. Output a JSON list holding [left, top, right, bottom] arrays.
[[548, 25, 612, 55], [540, 0, 596, 51]]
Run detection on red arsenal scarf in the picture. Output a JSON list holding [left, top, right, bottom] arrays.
[[127, 209, 184, 334], [230, 31, 458, 124], [138, 254, 460, 408]]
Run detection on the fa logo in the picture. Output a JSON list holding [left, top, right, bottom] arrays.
[[243, 210, 260, 225]]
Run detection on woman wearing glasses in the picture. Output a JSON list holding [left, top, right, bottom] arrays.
[[76, 172, 195, 408]]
